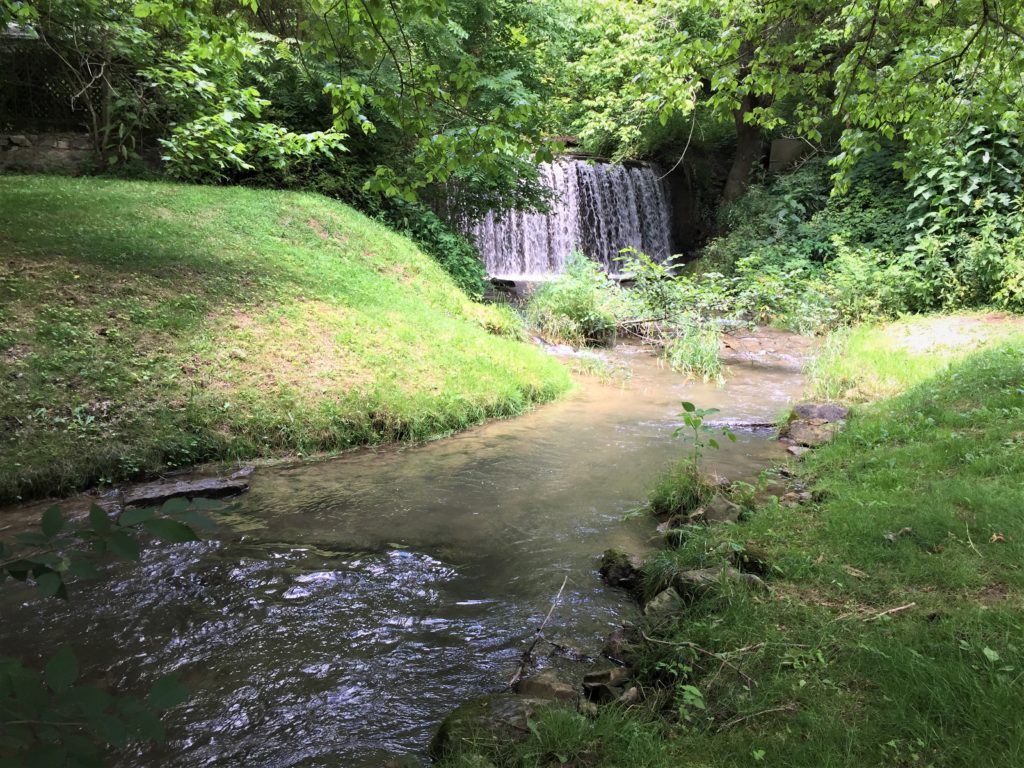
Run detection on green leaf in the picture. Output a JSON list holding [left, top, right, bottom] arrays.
[[67, 558, 103, 581], [142, 519, 198, 543], [15, 531, 50, 546], [44, 646, 79, 692], [119, 507, 157, 527], [681, 401, 696, 413], [108, 530, 141, 561], [147, 674, 188, 710], [983, 647, 1001, 663], [41, 506, 64, 538], [176, 510, 217, 530], [89, 504, 111, 534], [36, 571, 64, 598], [160, 497, 190, 515]]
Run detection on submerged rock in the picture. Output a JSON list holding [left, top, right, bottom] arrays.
[[429, 695, 551, 760], [513, 669, 577, 701], [118, 474, 252, 508]]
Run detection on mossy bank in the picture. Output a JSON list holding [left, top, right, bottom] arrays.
[[0, 176, 570, 503]]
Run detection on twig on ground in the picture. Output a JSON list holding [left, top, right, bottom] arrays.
[[717, 704, 798, 732], [640, 631, 760, 687], [864, 602, 916, 622], [966, 524, 983, 557]]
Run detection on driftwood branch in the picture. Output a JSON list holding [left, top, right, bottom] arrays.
[[508, 575, 569, 688]]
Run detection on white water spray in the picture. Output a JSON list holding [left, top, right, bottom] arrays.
[[467, 158, 673, 280]]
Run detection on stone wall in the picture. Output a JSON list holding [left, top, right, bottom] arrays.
[[0, 132, 96, 174]]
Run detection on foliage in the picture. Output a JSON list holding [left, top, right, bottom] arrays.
[[379, 200, 488, 299], [664, 324, 722, 384], [1, 499, 216, 765], [525, 254, 624, 346], [0, 175, 570, 503], [807, 313, 1024, 403], [648, 459, 714, 519], [4, 0, 561, 210]]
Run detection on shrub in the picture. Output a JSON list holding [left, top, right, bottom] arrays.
[[525, 254, 624, 346], [378, 199, 489, 299]]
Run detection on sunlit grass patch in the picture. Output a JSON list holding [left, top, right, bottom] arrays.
[[807, 311, 1024, 402]]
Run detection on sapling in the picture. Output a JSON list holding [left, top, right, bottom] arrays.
[[674, 401, 737, 472]]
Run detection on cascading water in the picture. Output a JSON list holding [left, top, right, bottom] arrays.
[[468, 158, 673, 280]]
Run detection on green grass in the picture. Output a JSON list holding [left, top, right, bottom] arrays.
[[438, 329, 1024, 768], [0, 175, 570, 502], [648, 459, 714, 519], [807, 312, 1024, 402]]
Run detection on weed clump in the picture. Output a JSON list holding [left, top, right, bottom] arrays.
[[649, 461, 715, 518], [525, 254, 622, 346]]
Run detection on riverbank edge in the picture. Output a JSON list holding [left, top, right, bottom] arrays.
[[428, 316, 1024, 768]]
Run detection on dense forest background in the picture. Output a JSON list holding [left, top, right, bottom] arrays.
[[4, 0, 1023, 312]]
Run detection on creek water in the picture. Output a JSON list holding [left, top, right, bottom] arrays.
[[0, 344, 804, 766]]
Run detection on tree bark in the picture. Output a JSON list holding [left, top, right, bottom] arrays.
[[721, 92, 763, 204]]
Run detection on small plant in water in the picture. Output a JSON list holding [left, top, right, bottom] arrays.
[[674, 401, 736, 471]]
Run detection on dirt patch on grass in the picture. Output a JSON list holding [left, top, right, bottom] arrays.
[[207, 301, 373, 395], [307, 218, 330, 240]]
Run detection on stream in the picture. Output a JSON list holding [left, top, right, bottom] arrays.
[[0, 342, 805, 766]]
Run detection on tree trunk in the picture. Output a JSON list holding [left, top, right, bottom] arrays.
[[721, 93, 763, 204]]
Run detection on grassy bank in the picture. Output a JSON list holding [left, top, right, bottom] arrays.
[[438, 317, 1024, 767], [0, 176, 570, 503]]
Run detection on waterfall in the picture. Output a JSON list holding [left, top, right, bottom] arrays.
[[467, 158, 673, 280]]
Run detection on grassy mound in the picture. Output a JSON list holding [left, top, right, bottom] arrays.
[[0, 176, 570, 502]]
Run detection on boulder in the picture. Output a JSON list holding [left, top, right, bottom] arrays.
[[731, 543, 773, 577], [643, 587, 683, 620], [602, 626, 638, 663], [792, 403, 850, 422], [703, 493, 741, 524], [9, 135, 31, 147], [671, 566, 767, 599], [599, 549, 643, 592], [786, 419, 840, 447], [786, 445, 811, 458], [582, 666, 632, 703], [429, 695, 550, 760], [380, 756, 424, 768], [513, 669, 577, 701]]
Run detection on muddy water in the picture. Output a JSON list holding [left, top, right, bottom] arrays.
[[0, 345, 804, 766]]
